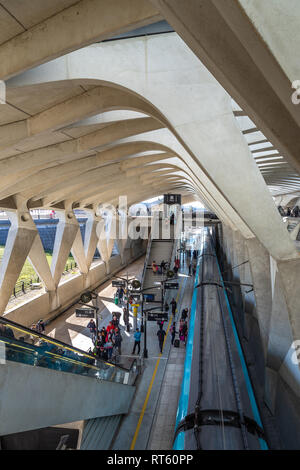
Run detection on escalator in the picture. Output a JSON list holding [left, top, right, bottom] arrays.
[[0, 317, 138, 437]]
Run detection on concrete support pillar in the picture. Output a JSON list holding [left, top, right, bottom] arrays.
[[290, 222, 300, 241], [51, 210, 79, 287], [28, 235, 56, 292], [71, 229, 88, 275], [84, 211, 101, 270], [96, 218, 112, 274], [0, 210, 38, 314], [116, 213, 130, 264], [276, 259, 300, 346], [246, 237, 273, 360]]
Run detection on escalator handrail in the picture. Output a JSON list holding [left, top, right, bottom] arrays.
[[0, 317, 136, 373]]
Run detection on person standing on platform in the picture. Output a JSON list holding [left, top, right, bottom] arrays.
[[87, 319, 97, 342], [170, 298, 177, 316], [157, 328, 166, 353], [119, 287, 124, 304], [104, 332, 114, 359], [132, 328, 141, 355], [112, 327, 122, 356], [181, 308, 188, 321], [180, 321, 188, 346], [100, 326, 106, 345], [170, 322, 177, 345]]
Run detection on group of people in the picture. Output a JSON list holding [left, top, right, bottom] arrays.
[[170, 307, 189, 347], [151, 259, 169, 275], [151, 257, 181, 277], [278, 205, 300, 217], [87, 315, 122, 361]]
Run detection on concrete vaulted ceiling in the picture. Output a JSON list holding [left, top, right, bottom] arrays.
[[0, 0, 298, 261], [0, 79, 194, 211]]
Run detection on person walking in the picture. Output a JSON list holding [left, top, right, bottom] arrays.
[[132, 328, 141, 355], [181, 308, 188, 321], [170, 322, 177, 345], [170, 298, 177, 316], [87, 318, 97, 342], [157, 328, 166, 353], [160, 260, 166, 273]]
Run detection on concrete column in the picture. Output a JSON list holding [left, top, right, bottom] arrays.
[[96, 218, 111, 274], [84, 211, 101, 270], [51, 210, 79, 287], [28, 235, 56, 292], [276, 259, 300, 346], [0, 210, 38, 314], [71, 229, 88, 274], [116, 214, 128, 264], [246, 237, 273, 360]]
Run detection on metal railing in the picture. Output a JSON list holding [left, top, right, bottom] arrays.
[[0, 317, 138, 386], [7, 260, 78, 300], [141, 230, 153, 287]]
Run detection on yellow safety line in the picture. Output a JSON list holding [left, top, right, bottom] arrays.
[[130, 280, 183, 450]]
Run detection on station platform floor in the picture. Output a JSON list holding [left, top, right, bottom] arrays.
[[43, 254, 195, 450], [113, 258, 195, 450]]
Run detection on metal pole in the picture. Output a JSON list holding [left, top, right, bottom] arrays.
[[143, 309, 148, 358], [141, 298, 144, 333], [126, 272, 130, 332], [95, 292, 99, 334]]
